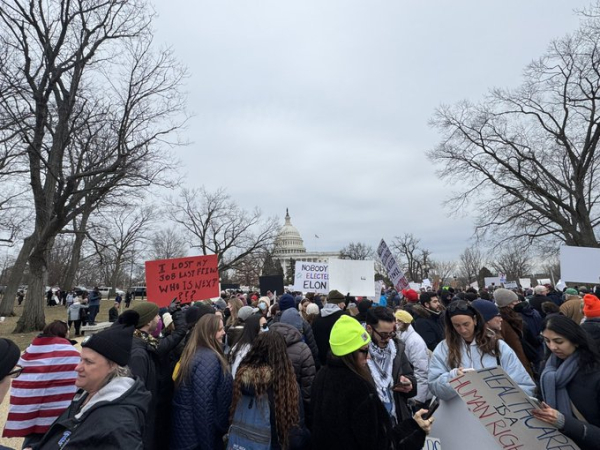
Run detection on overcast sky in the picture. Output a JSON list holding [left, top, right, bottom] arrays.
[[151, 0, 590, 263]]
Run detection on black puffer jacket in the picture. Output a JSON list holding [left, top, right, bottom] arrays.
[[35, 377, 150, 450], [411, 304, 444, 352], [270, 322, 316, 407]]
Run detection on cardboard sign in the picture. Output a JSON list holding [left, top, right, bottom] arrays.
[[560, 245, 600, 283], [293, 261, 329, 293], [328, 259, 375, 297], [449, 366, 579, 450], [376, 239, 409, 291], [145, 255, 219, 307]]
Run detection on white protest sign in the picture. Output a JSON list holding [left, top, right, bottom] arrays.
[[422, 278, 432, 288], [484, 277, 502, 288], [560, 245, 600, 283], [449, 366, 579, 450], [293, 261, 329, 294], [537, 278, 551, 286], [328, 259, 375, 297], [519, 278, 531, 289], [409, 282, 421, 291], [504, 281, 518, 289], [371, 280, 384, 301], [376, 239, 409, 291], [470, 281, 480, 290]]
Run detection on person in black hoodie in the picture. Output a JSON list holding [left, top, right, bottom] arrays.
[[311, 316, 431, 450], [311, 290, 347, 367], [32, 321, 150, 450], [411, 292, 444, 352]]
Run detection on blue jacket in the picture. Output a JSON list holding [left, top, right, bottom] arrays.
[[428, 339, 535, 401], [170, 348, 233, 450]]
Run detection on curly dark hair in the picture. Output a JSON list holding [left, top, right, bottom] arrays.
[[231, 331, 299, 449], [444, 300, 499, 369]]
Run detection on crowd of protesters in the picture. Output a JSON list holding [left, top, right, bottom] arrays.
[[1, 283, 600, 449]]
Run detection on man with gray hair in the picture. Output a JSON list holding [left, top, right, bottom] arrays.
[[529, 285, 553, 318]]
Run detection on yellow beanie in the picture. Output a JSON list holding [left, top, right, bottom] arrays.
[[329, 315, 371, 356], [394, 309, 413, 324]]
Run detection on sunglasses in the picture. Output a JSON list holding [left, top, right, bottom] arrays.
[[447, 300, 472, 313], [8, 366, 23, 379], [357, 348, 369, 355], [372, 328, 396, 340]]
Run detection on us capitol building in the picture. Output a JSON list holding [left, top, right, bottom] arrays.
[[273, 209, 340, 274]]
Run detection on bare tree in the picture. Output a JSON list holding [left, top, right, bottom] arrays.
[[148, 228, 188, 261], [430, 260, 456, 286], [428, 8, 600, 250], [489, 244, 532, 283], [339, 242, 374, 260], [170, 187, 279, 273], [0, 1, 186, 330], [391, 233, 431, 282], [458, 246, 484, 284], [87, 206, 154, 294]]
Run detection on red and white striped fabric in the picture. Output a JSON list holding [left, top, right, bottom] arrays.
[[2, 336, 80, 438]]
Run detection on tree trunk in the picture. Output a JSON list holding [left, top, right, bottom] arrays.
[[0, 236, 35, 316], [62, 213, 91, 290], [14, 249, 47, 332]]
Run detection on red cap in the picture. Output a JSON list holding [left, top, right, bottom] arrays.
[[402, 289, 419, 303]]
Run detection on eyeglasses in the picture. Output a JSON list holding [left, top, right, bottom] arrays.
[[357, 348, 369, 355], [372, 327, 396, 340], [8, 366, 23, 379]]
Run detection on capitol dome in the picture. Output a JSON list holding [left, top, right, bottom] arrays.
[[274, 209, 306, 255]]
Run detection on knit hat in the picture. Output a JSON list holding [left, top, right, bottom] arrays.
[[493, 289, 518, 308], [394, 309, 413, 324], [162, 312, 173, 329], [185, 304, 214, 325], [279, 294, 296, 311], [0, 338, 20, 380], [327, 290, 346, 304], [82, 324, 134, 366], [471, 299, 500, 322], [583, 294, 600, 318], [132, 302, 159, 328], [281, 308, 303, 332], [238, 306, 257, 322], [213, 298, 227, 311], [565, 288, 579, 296], [329, 315, 371, 356], [402, 289, 419, 303]]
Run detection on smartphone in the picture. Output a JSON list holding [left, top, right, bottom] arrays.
[[529, 397, 543, 409], [394, 380, 412, 388], [422, 397, 440, 420]]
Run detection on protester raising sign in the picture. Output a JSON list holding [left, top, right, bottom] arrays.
[[145, 255, 219, 307], [449, 366, 579, 450], [376, 239, 409, 291]]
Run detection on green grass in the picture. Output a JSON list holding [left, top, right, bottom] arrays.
[[0, 296, 147, 350]]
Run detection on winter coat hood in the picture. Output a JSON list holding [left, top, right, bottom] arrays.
[[270, 322, 303, 346]]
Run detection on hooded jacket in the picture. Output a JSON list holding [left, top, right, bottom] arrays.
[[582, 318, 600, 347], [410, 304, 444, 352], [270, 322, 316, 408], [311, 304, 346, 366], [35, 377, 150, 450]]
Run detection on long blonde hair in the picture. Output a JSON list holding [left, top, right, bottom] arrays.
[[175, 314, 229, 386]]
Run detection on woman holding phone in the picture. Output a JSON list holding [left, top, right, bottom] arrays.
[[532, 315, 600, 450], [428, 300, 535, 400], [311, 316, 432, 450]]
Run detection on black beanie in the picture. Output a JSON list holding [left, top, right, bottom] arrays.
[[185, 304, 214, 325], [82, 324, 134, 366], [0, 338, 20, 379]]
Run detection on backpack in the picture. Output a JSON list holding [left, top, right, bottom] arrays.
[[226, 394, 271, 450]]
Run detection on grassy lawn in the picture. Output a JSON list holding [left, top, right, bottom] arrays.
[[0, 296, 147, 350]]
